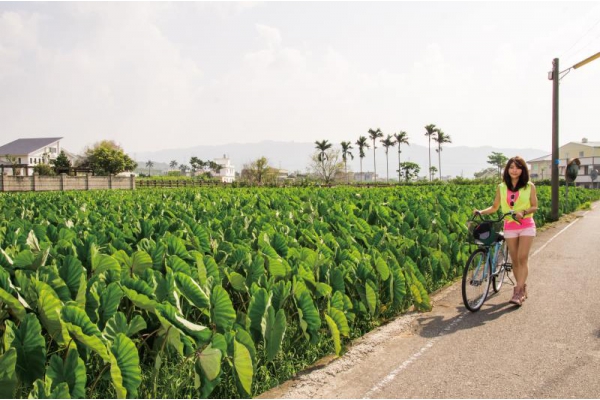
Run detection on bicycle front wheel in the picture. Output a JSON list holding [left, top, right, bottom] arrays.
[[462, 249, 491, 312], [492, 241, 508, 293]]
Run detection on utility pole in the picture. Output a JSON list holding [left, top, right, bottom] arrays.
[[551, 59, 559, 221], [549, 51, 600, 221]]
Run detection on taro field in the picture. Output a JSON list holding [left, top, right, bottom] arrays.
[[0, 185, 598, 398]]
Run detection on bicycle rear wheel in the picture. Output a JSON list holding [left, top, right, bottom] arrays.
[[492, 241, 509, 293], [462, 249, 491, 312]]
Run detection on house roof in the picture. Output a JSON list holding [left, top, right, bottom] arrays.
[[572, 141, 600, 148], [527, 154, 552, 163], [0, 138, 62, 156]]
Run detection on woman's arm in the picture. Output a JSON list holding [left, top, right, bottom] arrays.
[[474, 187, 501, 215], [519, 182, 538, 218]]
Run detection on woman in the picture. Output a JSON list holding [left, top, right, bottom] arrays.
[[474, 156, 538, 306]]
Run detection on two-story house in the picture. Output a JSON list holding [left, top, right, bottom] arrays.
[[0, 137, 63, 176], [528, 138, 600, 188]]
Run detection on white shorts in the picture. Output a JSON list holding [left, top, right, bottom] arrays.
[[504, 227, 537, 239]]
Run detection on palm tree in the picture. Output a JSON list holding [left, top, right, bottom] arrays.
[[380, 134, 396, 183], [315, 140, 333, 178], [424, 124, 437, 181], [429, 166, 438, 181], [340, 141, 354, 184], [145, 160, 154, 176], [355, 136, 370, 182], [179, 164, 189, 175], [169, 160, 178, 170], [368, 128, 383, 182], [393, 131, 409, 183], [433, 129, 452, 180]]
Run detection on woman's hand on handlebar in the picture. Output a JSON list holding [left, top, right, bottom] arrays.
[[473, 209, 481, 216]]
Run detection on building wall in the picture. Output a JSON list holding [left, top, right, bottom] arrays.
[[0, 174, 136, 192], [560, 143, 600, 159], [529, 160, 552, 180]]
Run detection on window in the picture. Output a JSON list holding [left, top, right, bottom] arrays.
[[30, 158, 32, 164], [579, 151, 584, 157], [18, 158, 21, 164]]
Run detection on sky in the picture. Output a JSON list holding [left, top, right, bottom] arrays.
[[1, 1, 599, 156]]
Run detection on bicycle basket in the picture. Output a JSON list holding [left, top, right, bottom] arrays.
[[467, 220, 501, 245]]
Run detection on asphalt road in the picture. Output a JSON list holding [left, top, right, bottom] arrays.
[[261, 202, 600, 399]]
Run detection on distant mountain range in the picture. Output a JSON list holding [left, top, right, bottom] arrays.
[[133, 140, 548, 179]]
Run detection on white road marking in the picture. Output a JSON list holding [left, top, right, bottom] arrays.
[[363, 209, 592, 398], [530, 217, 582, 259], [362, 313, 466, 399]]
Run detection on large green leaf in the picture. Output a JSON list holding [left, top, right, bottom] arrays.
[[108, 351, 126, 399], [92, 253, 121, 276], [365, 280, 377, 317], [99, 282, 123, 329], [130, 250, 153, 276], [0, 286, 26, 321], [0, 348, 17, 398], [121, 286, 158, 313], [247, 288, 270, 342], [39, 265, 72, 303], [324, 313, 342, 356], [265, 306, 286, 362], [271, 233, 288, 258], [296, 291, 320, 342], [174, 272, 210, 310], [211, 286, 235, 333], [392, 268, 407, 307], [46, 349, 86, 399], [104, 312, 147, 342], [265, 256, 286, 278], [61, 304, 110, 363], [166, 255, 192, 276], [155, 303, 211, 343], [5, 314, 46, 385], [233, 339, 253, 397], [58, 256, 86, 303], [110, 333, 141, 399], [330, 268, 345, 294], [28, 379, 72, 399], [228, 271, 247, 292], [271, 280, 291, 311], [195, 334, 227, 398], [328, 307, 350, 337], [85, 280, 101, 323], [37, 285, 68, 346], [198, 344, 222, 381], [203, 256, 221, 282], [374, 257, 390, 281]]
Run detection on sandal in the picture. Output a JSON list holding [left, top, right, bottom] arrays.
[[521, 284, 528, 302], [509, 287, 522, 306]]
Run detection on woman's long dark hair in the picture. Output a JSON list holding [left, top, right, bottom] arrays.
[[503, 156, 529, 191]]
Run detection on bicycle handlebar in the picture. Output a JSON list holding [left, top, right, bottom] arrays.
[[470, 210, 521, 224]]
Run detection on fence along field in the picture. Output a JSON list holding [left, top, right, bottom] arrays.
[[0, 186, 598, 398]]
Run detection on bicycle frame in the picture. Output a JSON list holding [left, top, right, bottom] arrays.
[[471, 240, 503, 283]]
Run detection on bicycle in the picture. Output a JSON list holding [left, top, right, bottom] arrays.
[[461, 211, 516, 312]]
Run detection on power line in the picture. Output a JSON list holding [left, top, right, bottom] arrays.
[[559, 16, 600, 64]]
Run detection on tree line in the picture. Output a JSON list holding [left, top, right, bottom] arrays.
[[312, 124, 452, 184]]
